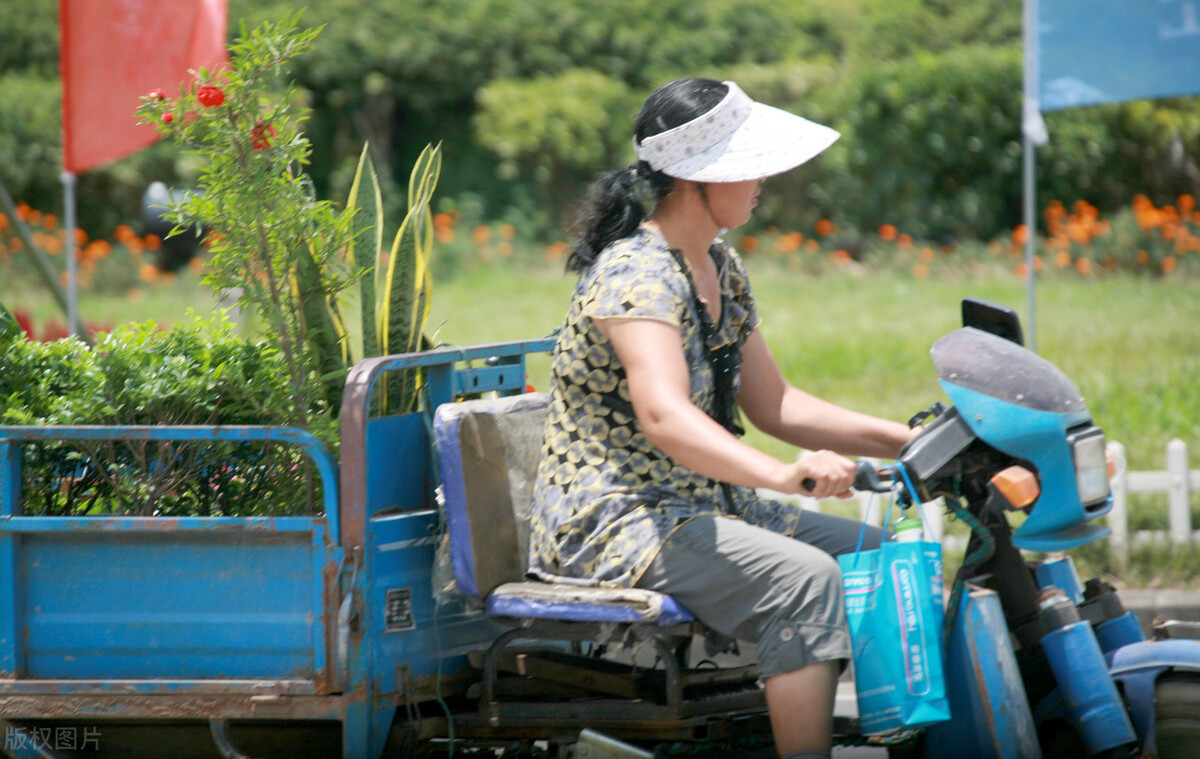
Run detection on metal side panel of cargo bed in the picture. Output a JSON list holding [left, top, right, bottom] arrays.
[[0, 426, 344, 724]]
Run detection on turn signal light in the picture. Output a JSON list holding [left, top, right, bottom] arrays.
[[991, 466, 1040, 510]]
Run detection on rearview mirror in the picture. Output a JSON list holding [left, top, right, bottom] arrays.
[[962, 298, 1024, 346]]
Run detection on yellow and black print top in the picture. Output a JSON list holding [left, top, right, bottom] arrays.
[[528, 227, 804, 588]]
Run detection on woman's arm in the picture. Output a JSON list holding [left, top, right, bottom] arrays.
[[597, 317, 857, 499], [737, 328, 915, 459]]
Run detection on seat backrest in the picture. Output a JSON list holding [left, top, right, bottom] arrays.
[[433, 392, 550, 601]]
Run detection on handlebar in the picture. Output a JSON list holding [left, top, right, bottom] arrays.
[[799, 460, 895, 496], [854, 461, 895, 493]]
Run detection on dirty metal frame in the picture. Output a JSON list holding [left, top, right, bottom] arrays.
[[468, 621, 769, 742]]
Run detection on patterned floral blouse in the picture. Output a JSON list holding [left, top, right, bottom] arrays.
[[528, 227, 805, 588]]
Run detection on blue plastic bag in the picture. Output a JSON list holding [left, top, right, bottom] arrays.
[[838, 484, 950, 734]]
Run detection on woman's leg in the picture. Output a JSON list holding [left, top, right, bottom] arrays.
[[791, 508, 886, 556], [765, 660, 838, 754], [636, 516, 850, 755]]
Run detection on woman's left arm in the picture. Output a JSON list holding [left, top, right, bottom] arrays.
[[737, 328, 915, 459]]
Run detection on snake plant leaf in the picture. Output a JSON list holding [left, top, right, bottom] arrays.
[[343, 143, 384, 363], [407, 144, 440, 353], [379, 211, 418, 412], [379, 205, 416, 353], [378, 142, 441, 414], [295, 242, 349, 412]]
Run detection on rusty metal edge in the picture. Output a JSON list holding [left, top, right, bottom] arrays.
[[0, 693, 346, 720]]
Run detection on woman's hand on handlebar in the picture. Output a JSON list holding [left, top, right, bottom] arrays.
[[776, 450, 857, 499]]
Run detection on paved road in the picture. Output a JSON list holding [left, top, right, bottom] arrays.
[[1121, 587, 1200, 625]]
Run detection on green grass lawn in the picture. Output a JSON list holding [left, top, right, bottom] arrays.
[[1, 269, 218, 334], [428, 260, 1200, 475]]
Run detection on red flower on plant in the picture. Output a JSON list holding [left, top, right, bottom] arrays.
[[13, 309, 34, 339], [146, 88, 167, 102], [8, 308, 109, 342], [196, 85, 226, 108], [161, 112, 175, 124], [251, 120, 277, 151]]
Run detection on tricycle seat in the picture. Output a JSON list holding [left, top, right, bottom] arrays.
[[433, 392, 693, 627], [484, 580, 694, 625]]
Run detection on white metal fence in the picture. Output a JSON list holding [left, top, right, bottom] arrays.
[[1106, 439, 1199, 569]]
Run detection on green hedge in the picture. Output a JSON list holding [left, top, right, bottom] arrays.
[[0, 316, 322, 517], [0, 74, 65, 224], [2, 0, 1198, 249], [780, 45, 1200, 243], [1040, 98, 1200, 216], [826, 45, 1025, 241]]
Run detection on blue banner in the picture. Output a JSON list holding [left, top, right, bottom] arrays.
[[1039, 0, 1200, 111]]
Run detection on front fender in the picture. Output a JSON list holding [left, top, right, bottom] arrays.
[[1109, 639, 1200, 757]]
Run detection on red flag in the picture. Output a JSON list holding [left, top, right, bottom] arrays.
[[60, 0, 228, 174]]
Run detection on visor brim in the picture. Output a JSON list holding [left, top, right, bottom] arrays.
[[659, 102, 840, 183]]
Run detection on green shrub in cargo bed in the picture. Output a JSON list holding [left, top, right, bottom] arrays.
[[0, 316, 318, 516]]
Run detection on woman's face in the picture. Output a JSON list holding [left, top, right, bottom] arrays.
[[702, 179, 763, 230]]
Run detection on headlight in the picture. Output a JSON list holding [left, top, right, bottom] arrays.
[[1069, 426, 1109, 506]]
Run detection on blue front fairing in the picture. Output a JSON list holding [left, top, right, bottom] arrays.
[[933, 328, 1113, 551]]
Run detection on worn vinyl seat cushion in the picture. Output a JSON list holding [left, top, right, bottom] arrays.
[[433, 392, 693, 626]]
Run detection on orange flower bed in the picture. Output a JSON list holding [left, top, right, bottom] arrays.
[[1, 202, 206, 293]]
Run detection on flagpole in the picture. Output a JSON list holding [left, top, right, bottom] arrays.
[[1022, 140, 1036, 353], [60, 170, 81, 338], [0, 178, 92, 345], [1022, 0, 1042, 352]]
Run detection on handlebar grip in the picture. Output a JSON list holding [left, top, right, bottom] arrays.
[[854, 461, 892, 493], [802, 463, 891, 495]]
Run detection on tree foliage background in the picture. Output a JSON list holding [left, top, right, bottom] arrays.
[[3, 0, 1200, 247]]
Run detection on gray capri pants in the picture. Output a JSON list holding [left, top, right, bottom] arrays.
[[635, 510, 885, 679]]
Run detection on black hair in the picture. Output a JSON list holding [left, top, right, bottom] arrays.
[[566, 78, 729, 273]]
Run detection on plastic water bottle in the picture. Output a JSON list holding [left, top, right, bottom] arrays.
[[893, 515, 925, 542]]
